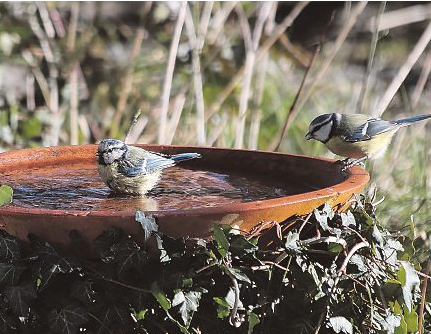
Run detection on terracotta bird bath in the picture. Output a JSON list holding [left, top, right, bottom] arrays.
[[0, 145, 369, 249]]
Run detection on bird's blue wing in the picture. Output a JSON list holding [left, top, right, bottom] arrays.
[[145, 153, 175, 173], [343, 118, 397, 142], [117, 158, 147, 177]]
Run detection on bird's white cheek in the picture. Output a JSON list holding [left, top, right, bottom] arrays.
[[314, 123, 332, 142]]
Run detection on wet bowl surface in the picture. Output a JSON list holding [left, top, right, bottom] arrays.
[[0, 145, 369, 247]]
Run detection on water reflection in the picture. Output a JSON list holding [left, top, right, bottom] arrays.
[[0, 164, 316, 211]]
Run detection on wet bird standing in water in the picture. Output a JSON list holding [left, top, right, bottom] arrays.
[[96, 139, 201, 195], [305, 113, 431, 168]]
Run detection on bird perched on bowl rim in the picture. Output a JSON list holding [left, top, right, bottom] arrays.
[[305, 113, 431, 169], [96, 139, 201, 195]]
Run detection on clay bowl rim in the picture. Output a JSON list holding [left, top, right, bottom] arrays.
[[0, 145, 369, 218]]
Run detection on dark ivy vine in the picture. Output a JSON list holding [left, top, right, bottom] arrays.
[[0, 195, 429, 334]]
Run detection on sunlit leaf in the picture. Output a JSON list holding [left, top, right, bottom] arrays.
[[135, 210, 158, 242], [172, 290, 202, 326], [398, 262, 420, 311], [0, 185, 13, 206], [248, 311, 260, 334], [328, 316, 353, 334], [151, 282, 171, 311], [402, 304, 418, 332], [213, 224, 230, 258]]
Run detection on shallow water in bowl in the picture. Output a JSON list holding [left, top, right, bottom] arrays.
[[0, 164, 318, 211]]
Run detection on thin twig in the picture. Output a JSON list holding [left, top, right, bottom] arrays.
[[110, 28, 144, 137], [273, 42, 321, 151], [375, 19, 431, 116], [158, 1, 188, 144], [124, 109, 142, 144], [248, 2, 276, 150], [369, 4, 431, 32], [411, 48, 431, 109], [206, 2, 309, 120], [227, 272, 241, 327], [26, 73, 35, 111], [185, 4, 206, 145], [234, 3, 256, 148], [293, 2, 368, 125], [166, 94, 186, 144], [337, 241, 369, 274], [68, 2, 80, 145], [197, 1, 214, 51], [207, 1, 237, 45], [358, 1, 386, 114]]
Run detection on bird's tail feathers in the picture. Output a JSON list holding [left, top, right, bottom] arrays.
[[395, 114, 431, 126], [171, 153, 201, 163]]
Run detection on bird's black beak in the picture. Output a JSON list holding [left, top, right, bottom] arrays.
[[305, 132, 312, 140]]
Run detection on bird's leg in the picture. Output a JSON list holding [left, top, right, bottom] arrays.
[[342, 156, 368, 171], [334, 157, 350, 166]]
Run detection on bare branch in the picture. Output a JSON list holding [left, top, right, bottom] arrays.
[[375, 19, 431, 116], [158, 1, 188, 144]]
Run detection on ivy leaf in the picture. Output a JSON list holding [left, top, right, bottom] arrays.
[[213, 224, 230, 258], [285, 232, 300, 253], [90, 302, 132, 333], [402, 304, 418, 332], [4, 282, 37, 316], [0, 263, 25, 286], [314, 203, 334, 231], [0, 185, 13, 206], [397, 262, 420, 311], [0, 231, 20, 262], [394, 316, 407, 334], [213, 288, 243, 319], [70, 280, 96, 306], [229, 234, 258, 257], [159, 234, 186, 258], [112, 239, 148, 277], [151, 282, 171, 311], [213, 296, 231, 319], [328, 316, 353, 334], [135, 211, 158, 242], [248, 311, 260, 334], [223, 266, 251, 284], [38, 245, 80, 290], [372, 225, 384, 246], [0, 308, 18, 334], [48, 304, 89, 334], [340, 211, 356, 227], [172, 290, 202, 326], [376, 313, 401, 334], [93, 228, 124, 262]]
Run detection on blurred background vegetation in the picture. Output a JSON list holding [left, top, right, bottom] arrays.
[[0, 1, 430, 230]]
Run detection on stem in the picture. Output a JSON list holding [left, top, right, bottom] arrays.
[[158, 1, 188, 144], [375, 19, 431, 116], [358, 1, 386, 114], [227, 272, 241, 327]]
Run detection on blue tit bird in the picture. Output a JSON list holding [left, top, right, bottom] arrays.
[[305, 113, 431, 168], [96, 139, 201, 195]]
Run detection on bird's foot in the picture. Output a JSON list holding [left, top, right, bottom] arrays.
[[341, 157, 368, 172]]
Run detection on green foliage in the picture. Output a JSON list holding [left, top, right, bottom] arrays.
[[0, 185, 13, 206], [0, 198, 429, 333]]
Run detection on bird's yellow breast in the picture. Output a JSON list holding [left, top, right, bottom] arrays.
[[325, 130, 397, 159], [98, 163, 161, 195]]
